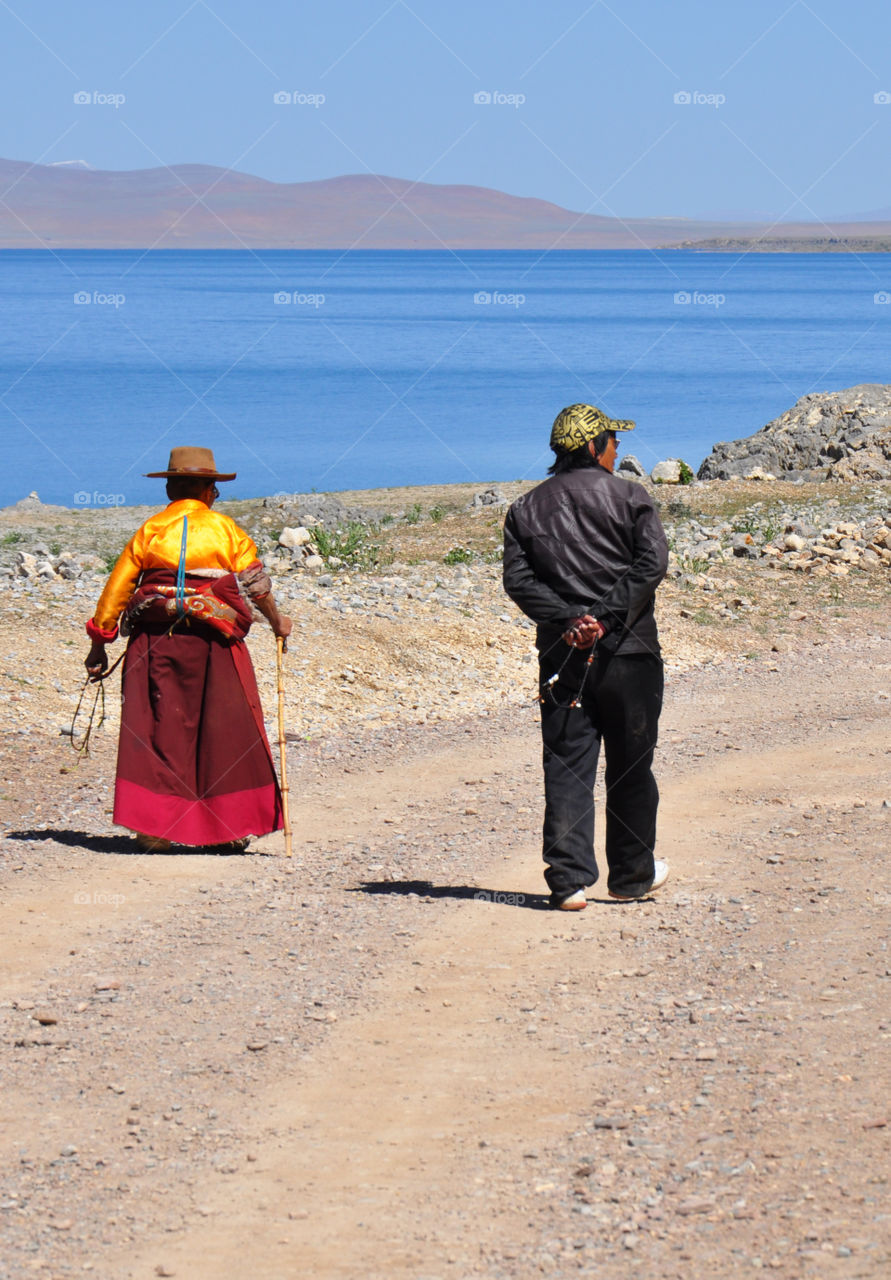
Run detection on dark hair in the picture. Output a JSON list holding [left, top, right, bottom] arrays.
[[547, 431, 613, 475], [166, 476, 215, 502]]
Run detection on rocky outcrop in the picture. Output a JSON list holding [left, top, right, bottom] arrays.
[[698, 384, 891, 481]]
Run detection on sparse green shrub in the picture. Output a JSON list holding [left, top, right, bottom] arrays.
[[678, 460, 694, 485], [313, 522, 391, 572], [1, 531, 24, 546], [404, 503, 422, 525], [443, 546, 473, 565]]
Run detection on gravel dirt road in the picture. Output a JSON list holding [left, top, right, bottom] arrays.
[[1, 601, 889, 1279]]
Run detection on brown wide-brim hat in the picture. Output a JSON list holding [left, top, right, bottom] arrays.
[[145, 446, 236, 481]]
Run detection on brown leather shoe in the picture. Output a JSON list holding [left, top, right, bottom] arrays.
[[134, 833, 172, 853]]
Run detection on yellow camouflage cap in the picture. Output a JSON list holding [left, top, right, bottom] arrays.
[[549, 403, 636, 454]]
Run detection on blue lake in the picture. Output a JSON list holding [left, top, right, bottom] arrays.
[[0, 249, 888, 508]]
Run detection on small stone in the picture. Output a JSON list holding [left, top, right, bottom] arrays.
[[677, 1195, 716, 1215], [60, 1145, 78, 1157], [32, 1009, 58, 1026], [155, 1267, 176, 1278], [93, 978, 121, 991], [246, 1041, 268, 1052]]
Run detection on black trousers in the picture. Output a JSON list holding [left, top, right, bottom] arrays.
[[538, 645, 664, 899]]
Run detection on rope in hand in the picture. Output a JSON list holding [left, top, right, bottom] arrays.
[[69, 651, 125, 760]]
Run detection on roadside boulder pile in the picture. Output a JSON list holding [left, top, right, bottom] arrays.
[[469, 486, 508, 509], [664, 495, 891, 578], [698, 384, 891, 481], [754, 515, 891, 576], [7, 545, 105, 582], [267, 523, 325, 574]]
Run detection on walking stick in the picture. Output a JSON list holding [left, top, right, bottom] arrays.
[[276, 636, 293, 857]]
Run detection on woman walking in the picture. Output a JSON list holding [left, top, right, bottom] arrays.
[[84, 447, 291, 851]]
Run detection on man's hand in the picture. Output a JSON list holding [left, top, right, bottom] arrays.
[[85, 642, 108, 681], [563, 615, 604, 649]]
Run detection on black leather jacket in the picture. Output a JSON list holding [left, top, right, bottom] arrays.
[[502, 465, 668, 656]]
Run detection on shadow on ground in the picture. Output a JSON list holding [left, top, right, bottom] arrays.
[[353, 879, 552, 910], [354, 880, 649, 909], [5, 829, 256, 856]]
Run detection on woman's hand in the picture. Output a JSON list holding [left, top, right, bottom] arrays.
[[85, 643, 108, 681]]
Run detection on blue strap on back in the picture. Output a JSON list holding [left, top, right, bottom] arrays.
[[175, 515, 188, 616]]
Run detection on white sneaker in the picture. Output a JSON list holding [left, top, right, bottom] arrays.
[[608, 860, 669, 901], [553, 888, 588, 911]]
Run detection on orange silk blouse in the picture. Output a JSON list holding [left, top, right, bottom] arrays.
[[91, 500, 259, 633]]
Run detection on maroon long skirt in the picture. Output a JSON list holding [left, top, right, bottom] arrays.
[[113, 619, 283, 845]]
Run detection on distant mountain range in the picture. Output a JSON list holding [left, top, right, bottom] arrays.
[[1, 157, 889, 250]]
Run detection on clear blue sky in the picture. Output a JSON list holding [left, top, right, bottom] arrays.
[[2, 0, 890, 219]]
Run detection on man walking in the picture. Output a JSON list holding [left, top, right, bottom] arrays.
[[503, 404, 669, 909]]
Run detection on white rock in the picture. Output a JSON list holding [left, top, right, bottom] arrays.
[[278, 526, 312, 550], [651, 459, 683, 484], [784, 533, 807, 552], [14, 552, 37, 578]]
